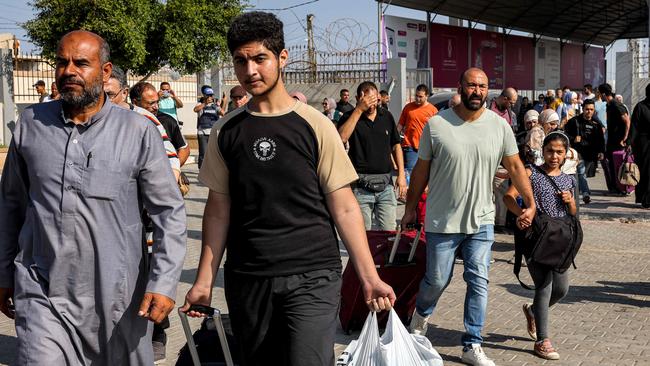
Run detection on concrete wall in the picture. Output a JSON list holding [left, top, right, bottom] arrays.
[[616, 52, 634, 109], [634, 78, 649, 106]]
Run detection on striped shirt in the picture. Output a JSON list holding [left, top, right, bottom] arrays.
[[132, 106, 180, 172]]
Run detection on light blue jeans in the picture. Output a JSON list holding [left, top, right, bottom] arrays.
[[352, 185, 397, 230], [402, 147, 419, 185], [576, 160, 591, 196], [415, 225, 494, 346]]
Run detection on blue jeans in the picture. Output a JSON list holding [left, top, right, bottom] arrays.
[[415, 225, 494, 346], [402, 147, 419, 185], [577, 160, 590, 196], [353, 185, 397, 230]]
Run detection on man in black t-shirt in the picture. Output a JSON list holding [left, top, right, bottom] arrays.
[[598, 83, 631, 194], [181, 12, 395, 366], [338, 81, 407, 230], [336, 88, 354, 114], [565, 99, 606, 203], [156, 112, 189, 165]]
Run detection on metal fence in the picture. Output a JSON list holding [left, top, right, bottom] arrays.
[[12, 53, 55, 103], [221, 45, 386, 85], [11, 53, 199, 104]]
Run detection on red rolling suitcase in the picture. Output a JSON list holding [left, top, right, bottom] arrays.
[[339, 225, 426, 334]]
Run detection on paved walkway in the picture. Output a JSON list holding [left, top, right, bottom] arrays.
[[0, 163, 648, 365]]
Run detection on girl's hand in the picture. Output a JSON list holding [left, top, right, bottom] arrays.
[[559, 191, 574, 204]]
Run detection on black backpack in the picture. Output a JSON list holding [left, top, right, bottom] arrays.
[[514, 166, 583, 290]]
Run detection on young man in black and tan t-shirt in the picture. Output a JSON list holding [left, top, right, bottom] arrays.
[[181, 11, 395, 366]]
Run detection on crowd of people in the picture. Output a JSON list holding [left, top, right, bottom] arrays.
[[0, 9, 649, 366]]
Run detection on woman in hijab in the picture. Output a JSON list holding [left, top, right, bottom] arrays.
[[563, 91, 580, 123], [540, 109, 581, 205], [524, 109, 544, 165], [322, 97, 339, 122]]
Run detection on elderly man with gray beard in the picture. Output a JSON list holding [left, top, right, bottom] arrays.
[[0, 30, 187, 365]]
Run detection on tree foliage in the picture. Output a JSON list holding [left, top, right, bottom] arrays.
[[23, 0, 245, 77]]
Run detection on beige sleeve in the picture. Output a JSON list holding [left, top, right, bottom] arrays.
[[295, 102, 358, 193], [197, 119, 230, 194]]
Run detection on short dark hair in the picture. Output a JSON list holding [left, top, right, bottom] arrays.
[[379, 90, 388, 96], [583, 99, 595, 107], [227, 11, 284, 57], [160, 81, 170, 88], [544, 96, 554, 105], [356, 81, 378, 97], [584, 84, 593, 92], [597, 83, 613, 97], [340, 89, 349, 96], [129, 82, 156, 102], [110, 65, 128, 89], [415, 84, 429, 94]]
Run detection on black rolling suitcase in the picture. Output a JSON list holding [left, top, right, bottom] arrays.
[[176, 305, 239, 366]]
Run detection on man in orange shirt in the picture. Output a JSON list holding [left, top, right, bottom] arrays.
[[398, 84, 438, 184]]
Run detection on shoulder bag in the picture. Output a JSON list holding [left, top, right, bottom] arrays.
[[618, 147, 640, 187], [514, 165, 583, 290]]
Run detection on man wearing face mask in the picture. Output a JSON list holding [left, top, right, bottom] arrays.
[[194, 86, 223, 168]]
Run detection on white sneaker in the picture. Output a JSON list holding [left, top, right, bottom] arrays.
[[461, 344, 496, 366], [409, 310, 430, 336]]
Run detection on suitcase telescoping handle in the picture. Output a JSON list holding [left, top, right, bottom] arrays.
[[178, 305, 235, 366], [388, 223, 423, 265]]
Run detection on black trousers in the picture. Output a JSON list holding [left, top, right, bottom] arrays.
[[604, 147, 624, 192], [197, 133, 210, 169], [225, 268, 341, 366]]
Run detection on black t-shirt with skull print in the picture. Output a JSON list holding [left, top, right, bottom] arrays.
[[198, 101, 358, 276]]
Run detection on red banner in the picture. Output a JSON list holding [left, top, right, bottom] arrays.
[[504, 35, 535, 90], [560, 44, 584, 88], [429, 23, 469, 88], [583, 46, 605, 87], [470, 29, 504, 89]]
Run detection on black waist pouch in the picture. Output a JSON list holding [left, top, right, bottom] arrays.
[[357, 173, 391, 193]]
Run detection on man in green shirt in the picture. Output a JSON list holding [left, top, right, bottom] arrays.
[[158, 81, 183, 121], [402, 68, 536, 366]]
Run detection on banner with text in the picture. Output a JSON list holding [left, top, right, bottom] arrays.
[[583, 46, 606, 87], [470, 29, 504, 89], [561, 44, 584, 88], [504, 35, 535, 90], [535, 40, 561, 90], [429, 22, 469, 88], [384, 15, 429, 69]]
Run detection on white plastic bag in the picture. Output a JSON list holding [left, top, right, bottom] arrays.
[[337, 312, 381, 366], [379, 309, 443, 366], [337, 309, 443, 366]]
